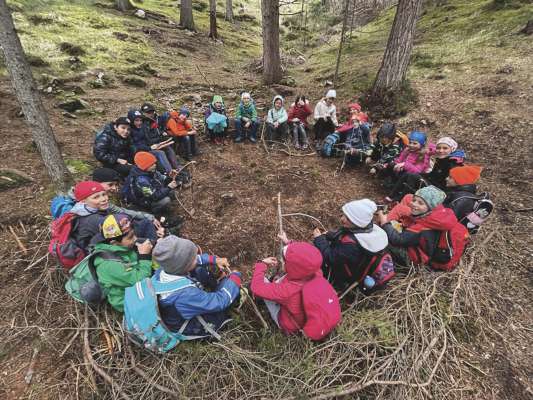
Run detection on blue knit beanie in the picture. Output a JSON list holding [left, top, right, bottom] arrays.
[[409, 131, 427, 146], [179, 107, 190, 117], [414, 185, 446, 210]]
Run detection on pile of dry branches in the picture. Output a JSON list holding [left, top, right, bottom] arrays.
[[0, 220, 525, 399]]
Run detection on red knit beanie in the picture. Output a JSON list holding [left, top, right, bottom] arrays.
[[449, 165, 482, 185], [134, 151, 157, 171], [74, 181, 106, 201], [349, 103, 362, 112]]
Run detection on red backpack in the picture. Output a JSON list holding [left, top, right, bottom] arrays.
[[299, 275, 341, 341], [48, 212, 87, 271], [430, 222, 469, 272]]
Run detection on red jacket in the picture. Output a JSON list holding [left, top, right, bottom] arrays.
[[287, 102, 313, 127], [250, 242, 323, 334]]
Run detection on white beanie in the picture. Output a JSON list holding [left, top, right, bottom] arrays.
[[325, 89, 336, 98], [342, 199, 377, 227], [241, 92, 251, 100]]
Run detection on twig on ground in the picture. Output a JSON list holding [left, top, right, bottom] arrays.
[[174, 191, 195, 218], [195, 64, 214, 91], [244, 289, 269, 330], [9, 225, 27, 254], [281, 213, 327, 231]]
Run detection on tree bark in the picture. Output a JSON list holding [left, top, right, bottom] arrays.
[[333, 0, 351, 84], [0, 0, 71, 192], [180, 0, 195, 31], [115, 0, 135, 12], [225, 0, 234, 22], [209, 0, 218, 39], [261, 0, 282, 84], [372, 0, 423, 94]]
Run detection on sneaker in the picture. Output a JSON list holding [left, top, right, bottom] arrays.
[[294, 143, 301, 150], [249, 136, 257, 144], [302, 143, 309, 150], [234, 136, 243, 143]]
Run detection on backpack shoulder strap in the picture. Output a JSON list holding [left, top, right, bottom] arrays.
[[152, 277, 194, 295]]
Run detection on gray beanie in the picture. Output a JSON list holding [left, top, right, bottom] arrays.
[[153, 235, 197, 275]]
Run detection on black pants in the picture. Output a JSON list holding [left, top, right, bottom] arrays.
[[105, 163, 132, 178], [314, 118, 336, 141], [388, 173, 426, 201], [266, 122, 288, 143]]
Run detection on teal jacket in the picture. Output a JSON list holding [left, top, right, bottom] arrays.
[[235, 101, 258, 122], [93, 242, 153, 312]]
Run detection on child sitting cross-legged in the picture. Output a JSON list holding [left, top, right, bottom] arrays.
[[152, 235, 242, 339], [287, 95, 312, 150], [166, 107, 199, 161]]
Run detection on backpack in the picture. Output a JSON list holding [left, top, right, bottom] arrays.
[[320, 133, 340, 157], [50, 195, 75, 220], [299, 276, 341, 341], [65, 250, 121, 305], [430, 222, 469, 272], [121, 174, 137, 205], [450, 193, 493, 234], [48, 212, 86, 270], [123, 276, 198, 353], [359, 252, 395, 294]]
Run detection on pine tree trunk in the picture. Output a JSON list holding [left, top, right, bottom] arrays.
[[115, 0, 134, 12], [261, 0, 282, 84], [333, 0, 351, 84], [209, 0, 218, 39], [180, 0, 195, 31], [372, 0, 423, 94], [225, 0, 234, 22], [0, 0, 71, 192]]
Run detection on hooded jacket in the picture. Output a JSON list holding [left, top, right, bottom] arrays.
[[251, 242, 323, 334], [93, 123, 134, 166], [382, 205, 459, 264], [287, 101, 312, 127], [204, 95, 228, 119], [394, 144, 436, 174], [266, 95, 288, 124], [314, 225, 388, 290], [443, 184, 478, 225], [166, 111, 193, 137], [155, 259, 241, 335], [235, 98, 258, 122], [128, 109, 151, 152], [142, 115, 166, 146], [93, 242, 153, 312]]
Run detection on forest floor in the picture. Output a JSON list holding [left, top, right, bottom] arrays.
[[0, 1, 532, 399]]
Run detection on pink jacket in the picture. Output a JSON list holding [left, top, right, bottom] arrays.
[[394, 144, 435, 174], [250, 242, 323, 335]]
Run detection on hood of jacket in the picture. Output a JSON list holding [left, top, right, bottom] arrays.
[[70, 202, 104, 217], [353, 224, 389, 253], [284, 242, 323, 281], [272, 95, 284, 107]]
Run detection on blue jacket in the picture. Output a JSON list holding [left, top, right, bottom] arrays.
[[345, 125, 371, 152], [123, 166, 171, 209], [154, 258, 241, 335], [93, 123, 134, 166]]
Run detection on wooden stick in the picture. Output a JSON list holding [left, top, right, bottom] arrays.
[[277, 192, 285, 269], [9, 225, 27, 254], [83, 309, 132, 400], [195, 64, 214, 91], [24, 253, 48, 271], [244, 289, 269, 330], [174, 191, 195, 219], [260, 120, 269, 154], [339, 280, 359, 301], [128, 347, 177, 397], [281, 213, 327, 231]]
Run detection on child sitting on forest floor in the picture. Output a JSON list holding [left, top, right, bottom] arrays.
[[314, 89, 338, 146], [385, 136, 465, 197], [204, 95, 229, 145], [234, 92, 259, 143], [93, 117, 134, 177], [166, 107, 199, 161], [287, 95, 312, 150], [366, 123, 408, 177], [385, 131, 434, 203], [152, 235, 242, 339], [266, 95, 289, 144]]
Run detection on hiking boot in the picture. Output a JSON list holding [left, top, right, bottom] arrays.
[[234, 135, 243, 143], [249, 135, 257, 144]]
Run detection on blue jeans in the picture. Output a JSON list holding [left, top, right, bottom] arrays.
[[151, 150, 172, 174], [234, 119, 258, 141], [133, 218, 158, 243]]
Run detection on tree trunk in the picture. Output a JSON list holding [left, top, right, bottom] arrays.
[[333, 0, 351, 84], [115, 0, 134, 12], [209, 0, 218, 39], [180, 0, 195, 31], [225, 0, 234, 22], [372, 0, 423, 94], [261, 0, 282, 84], [0, 0, 71, 192]]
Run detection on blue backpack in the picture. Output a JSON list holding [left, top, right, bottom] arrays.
[[320, 133, 340, 157], [50, 195, 75, 220], [124, 276, 197, 353]]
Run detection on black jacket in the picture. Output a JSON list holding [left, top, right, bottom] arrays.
[[123, 166, 171, 209], [93, 124, 134, 166], [443, 184, 478, 225], [422, 155, 464, 190], [314, 228, 374, 291], [142, 117, 165, 146]]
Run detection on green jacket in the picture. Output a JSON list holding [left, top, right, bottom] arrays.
[[93, 242, 153, 312], [235, 101, 258, 122]]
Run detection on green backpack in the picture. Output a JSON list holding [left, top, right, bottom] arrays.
[[65, 250, 121, 305]]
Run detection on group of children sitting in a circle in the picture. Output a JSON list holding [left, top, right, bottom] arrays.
[[47, 89, 492, 349]]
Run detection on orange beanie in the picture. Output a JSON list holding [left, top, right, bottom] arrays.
[[449, 165, 482, 185], [134, 151, 157, 171]]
